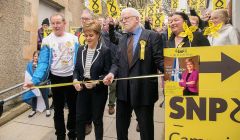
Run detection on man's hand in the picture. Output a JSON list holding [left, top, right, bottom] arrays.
[[103, 73, 114, 86], [73, 80, 83, 91], [23, 82, 34, 89], [84, 81, 96, 89]]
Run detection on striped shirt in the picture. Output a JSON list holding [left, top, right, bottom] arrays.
[[84, 48, 96, 78]]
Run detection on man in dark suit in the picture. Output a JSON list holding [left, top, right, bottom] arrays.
[[103, 7, 164, 140]]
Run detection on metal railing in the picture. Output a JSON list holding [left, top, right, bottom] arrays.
[[0, 82, 24, 96]]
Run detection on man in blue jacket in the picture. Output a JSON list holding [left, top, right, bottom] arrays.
[[24, 13, 79, 140]]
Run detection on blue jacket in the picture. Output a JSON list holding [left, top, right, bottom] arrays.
[[32, 43, 79, 85]]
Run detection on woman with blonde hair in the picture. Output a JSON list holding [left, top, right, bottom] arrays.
[[208, 9, 240, 46]]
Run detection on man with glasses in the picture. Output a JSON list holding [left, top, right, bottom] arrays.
[[104, 7, 164, 140]]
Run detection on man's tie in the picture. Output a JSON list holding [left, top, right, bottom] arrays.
[[127, 33, 134, 65]]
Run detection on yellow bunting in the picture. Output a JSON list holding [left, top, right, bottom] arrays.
[[89, 0, 102, 15], [203, 21, 223, 38], [43, 29, 52, 38], [106, 0, 120, 19], [178, 22, 198, 42], [213, 0, 226, 10], [171, 0, 179, 9], [139, 40, 146, 60]]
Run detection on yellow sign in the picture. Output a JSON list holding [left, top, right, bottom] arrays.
[[107, 0, 120, 18], [171, 0, 179, 9], [213, 0, 226, 10], [89, 0, 102, 15], [69, 27, 85, 46], [164, 46, 240, 140], [43, 28, 52, 38], [146, 4, 155, 17], [138, 9, 145, 23]]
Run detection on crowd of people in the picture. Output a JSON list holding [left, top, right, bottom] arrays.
[[22, 6, 240, 140]]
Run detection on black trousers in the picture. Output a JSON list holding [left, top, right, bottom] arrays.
[[50, 74, 77, 138], [116, 100, 154, 140], [76, 88, 107, 140]]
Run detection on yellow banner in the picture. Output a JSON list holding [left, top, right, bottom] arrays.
[[198, 0, 206, 9], [43, 28, 52, 38], [213, 0, 227, 10], [89, 0, 102, 15], [164, 46, 240, 140], [153, 0, 162, 13], [189, 0, 198, 10], [69, 27, 85, 46], [171, 0, 179, 9], [138, 9, 146, 23], [106, 0, 120, 18], [146, 4, 155, 17], [153, 13, 165, 29]]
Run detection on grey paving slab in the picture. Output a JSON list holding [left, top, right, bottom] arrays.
[[0, 96, 165, 140]]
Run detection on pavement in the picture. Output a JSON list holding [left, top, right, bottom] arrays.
[[0, 94, 165, 140]]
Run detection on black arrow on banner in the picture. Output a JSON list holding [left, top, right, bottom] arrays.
[[200, 53, 240, 81]]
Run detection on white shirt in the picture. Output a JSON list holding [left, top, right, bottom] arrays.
[[41, 32, 78, 77], [84, 48, 96, 79]]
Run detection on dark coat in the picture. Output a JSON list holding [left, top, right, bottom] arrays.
[[73, 42, 112, 92], [110, 28, 164, 106]]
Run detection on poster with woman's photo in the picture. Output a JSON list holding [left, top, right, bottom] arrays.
[[164, 55, 199, 96]]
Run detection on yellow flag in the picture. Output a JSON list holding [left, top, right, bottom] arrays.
[[43, 28, 52, 38], [153, 13, 162, 28], [190, 0, 198, 10], [213, 0, 226, 10], [89, 0, 102, 15], [138, 9, 146, 23], [171, 0, 179, 9], [198, 0, 206, 9], [107, 0, 120, 19], [146, 4, 155, 17]]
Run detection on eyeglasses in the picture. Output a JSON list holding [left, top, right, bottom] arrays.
[[120, 16, 136, 22], [81, 17, 90, 21]]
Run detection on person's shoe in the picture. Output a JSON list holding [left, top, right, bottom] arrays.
[[108, 106, 115, 115], [68, 137, 76, 140], [46, 110, 51, 117], [136, 123, 140, 132], [85, 123, 92, 135], [28, 111, 36, 118]]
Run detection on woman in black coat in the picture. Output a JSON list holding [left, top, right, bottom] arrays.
[[73, 20, 111, 140], [168, 12, 210, 48]]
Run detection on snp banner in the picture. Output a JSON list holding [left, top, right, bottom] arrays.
[[89, 0, 102, 15], [213, 0, 227, 10], [106, 0, 120, 18], [164, 46, 240, 140]]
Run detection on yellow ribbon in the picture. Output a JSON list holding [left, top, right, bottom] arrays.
[[178, 22, 198, 42], [203, 21, 223, 38], [33, 74, 163, 89], [140, 40, 146, 60]]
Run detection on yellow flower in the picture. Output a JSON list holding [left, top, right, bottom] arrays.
[[178, 22, 198, 42], [139, 40, 146, 60], [203, 21, 223, 38]]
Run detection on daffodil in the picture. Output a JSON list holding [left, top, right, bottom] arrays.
[[178, 22, 198, 42], [203, 21, 223, 38]]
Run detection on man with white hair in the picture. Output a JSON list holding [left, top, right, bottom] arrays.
[[103, 7, 164, 140]]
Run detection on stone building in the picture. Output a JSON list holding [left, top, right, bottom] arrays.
[[0, 0, 83, 91]]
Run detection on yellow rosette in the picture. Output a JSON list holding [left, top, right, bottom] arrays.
[[203, 21, 223, 38], [178, 22, 198, 42], [140, 40, 146, 60]]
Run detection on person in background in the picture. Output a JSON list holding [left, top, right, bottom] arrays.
[[102, 17, 122, 115], [73, 20, 111, 140], [37, 18, 50, 50], [25, 51, 51, 118], [24, 13, 79, 140], [208, 9, 240, 46], [179, 58, 199, 96]]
